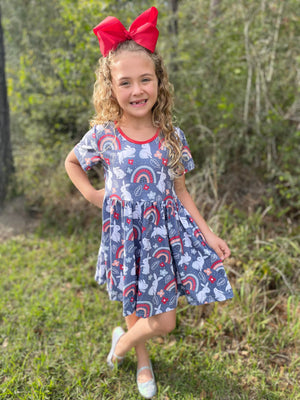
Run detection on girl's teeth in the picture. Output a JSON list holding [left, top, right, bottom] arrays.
[[132, 100, 146, 105]]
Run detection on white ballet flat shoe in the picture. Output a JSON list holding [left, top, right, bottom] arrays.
[[106, 326, 125, 369], [136, 361, 157, 399]]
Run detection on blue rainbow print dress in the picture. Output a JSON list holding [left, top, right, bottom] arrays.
[[74, 122, 233, 318]]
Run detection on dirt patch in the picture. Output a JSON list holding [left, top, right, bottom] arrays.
[[0, 197, 39, 242]]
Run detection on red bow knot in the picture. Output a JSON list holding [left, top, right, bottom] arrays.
[[93, 7, 159, 57]]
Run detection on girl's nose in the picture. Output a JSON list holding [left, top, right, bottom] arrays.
[[132, 82, 143, 95]]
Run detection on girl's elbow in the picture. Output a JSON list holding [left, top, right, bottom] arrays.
[[64, 157, 71, 172], [65, 150, 78, 170]]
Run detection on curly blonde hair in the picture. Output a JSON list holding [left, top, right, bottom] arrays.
[[90, 40, 184, 175]]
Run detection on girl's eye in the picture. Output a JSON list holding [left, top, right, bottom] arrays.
[[142, 78, 150, 83], [120, 81, 129, 87]]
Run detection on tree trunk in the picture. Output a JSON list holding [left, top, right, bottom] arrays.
[[0, 4, 14, 209], [168, 0, 179, 73]]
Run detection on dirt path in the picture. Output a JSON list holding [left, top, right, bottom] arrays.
[[0, 197, 39, 242]]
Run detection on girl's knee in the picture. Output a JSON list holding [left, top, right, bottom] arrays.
[[161, 318, 176, 334], [150, 310, 176, 335]]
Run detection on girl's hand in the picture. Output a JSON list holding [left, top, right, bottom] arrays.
[[205, 232, 231, 261], [88, 188, 105, 209]]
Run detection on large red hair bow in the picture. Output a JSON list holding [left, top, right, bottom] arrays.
[[93, 7, 159, 57]]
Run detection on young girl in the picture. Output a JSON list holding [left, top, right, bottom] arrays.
[[65, 7, 233, 398]]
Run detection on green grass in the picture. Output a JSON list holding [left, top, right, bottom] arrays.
[[0, 209, 299, 399]]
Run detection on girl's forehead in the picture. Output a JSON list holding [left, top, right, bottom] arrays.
[[111, 51, 155, 73]]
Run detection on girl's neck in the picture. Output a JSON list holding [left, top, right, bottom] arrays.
[[119, 115, 154, 131], [117, 117, 159, 142]]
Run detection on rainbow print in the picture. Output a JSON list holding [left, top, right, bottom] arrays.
[[164, 278, 177, 292], [102, 220, 111, 233], [116, 245, 124, 259], [170, 235, 184, 254], [182, 146, 192, 162], [143, 206, 160, 225], [131, 167, 156, 184], [210, 260, 223, 270], [136, 302, 153, 318], [97, 134, 121, 151], [194, 228, 205, 241], [91, 156, 102, 163], [164, 196, 176, 216], [123, 283, 137, 298], [107, 270, 115, 288], [164, 195, 174, 202], [127, 225, 142, 241], [158, 138, 166, 150], [182, 274, 198, 292], [109, 194, 122, 203], [194, 228, 201, 237], [154, 248, 172, 264]]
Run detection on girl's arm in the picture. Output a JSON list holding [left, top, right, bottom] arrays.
[[65, 149, 105, 208], [174, 175, 230, 260]]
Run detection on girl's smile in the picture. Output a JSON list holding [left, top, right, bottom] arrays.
[[111, 51, 158, 124], [130, 99, 148, 106]]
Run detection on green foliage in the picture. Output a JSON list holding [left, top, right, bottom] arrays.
[[2, 0, 300, 216], [169, 0, 300, 216], [271, 130, 300, 215]]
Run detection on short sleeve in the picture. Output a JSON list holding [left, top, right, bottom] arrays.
[[176, 127, 195, 174], [74, 125, 103, 171]]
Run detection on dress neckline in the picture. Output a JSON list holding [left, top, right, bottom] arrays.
[[116, 125, 160, 144]]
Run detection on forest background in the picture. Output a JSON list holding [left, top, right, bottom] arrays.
[[0, 0, 299, 399]]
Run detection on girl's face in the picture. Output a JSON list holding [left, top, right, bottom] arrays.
[[111, 50, 158, 125]]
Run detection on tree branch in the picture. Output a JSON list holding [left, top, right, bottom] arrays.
[[267, 2, 284, 83]]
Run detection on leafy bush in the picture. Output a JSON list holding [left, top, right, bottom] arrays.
[[3, 0, 299, 218]]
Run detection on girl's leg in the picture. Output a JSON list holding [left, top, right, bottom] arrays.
[[125, 312, 152, 383], [115, 309, 176, 360]]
